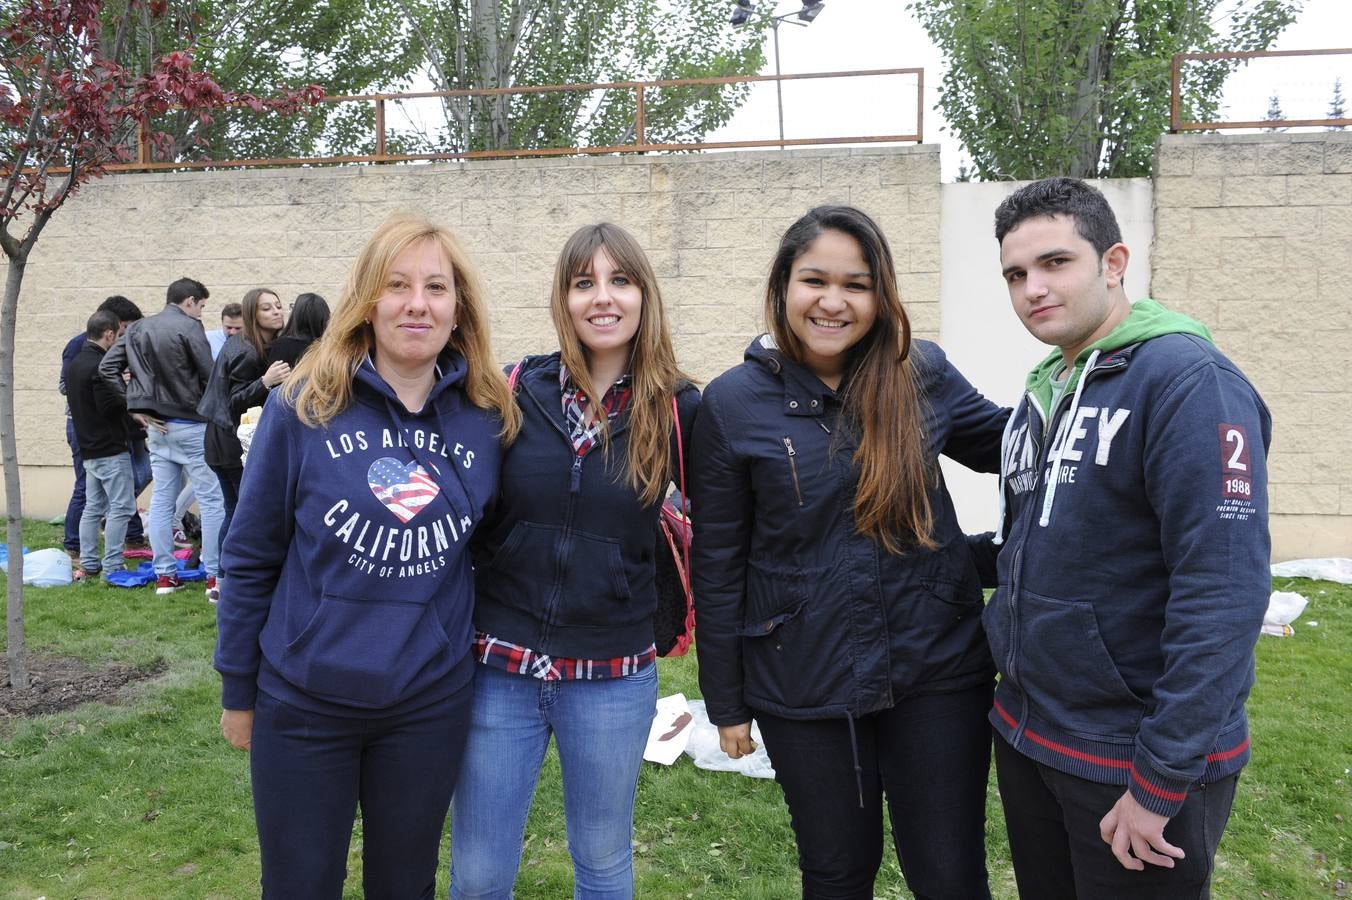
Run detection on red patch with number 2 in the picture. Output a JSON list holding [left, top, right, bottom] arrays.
[[1218, 424, 1252, 500]]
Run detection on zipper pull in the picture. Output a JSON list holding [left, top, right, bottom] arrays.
[[782, 436, 804, 507], [570, 453, 584, 493]]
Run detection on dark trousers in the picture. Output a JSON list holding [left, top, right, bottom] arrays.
[[994, 734, 1238, 900], [66, 420, 147, 549], [756, 682, 994, 900], [250, 683, 472, 899], [211, 464, 243, 564]]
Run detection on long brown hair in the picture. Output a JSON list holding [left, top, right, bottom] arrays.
[[765, 205, 935, 552], [549, 223, 691, 506], [284, 213, 520, 441], [239, 287, 280, 359]]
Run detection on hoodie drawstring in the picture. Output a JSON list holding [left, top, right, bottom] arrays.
[[845, 713, 864, 809], [990, 409, 1020, 547], [1038, 349, 1099, 529]]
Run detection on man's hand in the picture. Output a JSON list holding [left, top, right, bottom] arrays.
[[718, 722, 757, 759], [132, 413, 168, 434], [1099, 789, 1185, 870], [221, 708, 255, 751]]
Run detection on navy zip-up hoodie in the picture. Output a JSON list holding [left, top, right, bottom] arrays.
[[984, 300, 1272, 818], [470, 353, 699, 659], [215, 351, 501, 716], [691, 336, 1008, 725]]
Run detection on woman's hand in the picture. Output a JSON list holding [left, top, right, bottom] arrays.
[[261, 360, 291, 388], [221, 708, 255, 751], [718, 722, 757, 759]]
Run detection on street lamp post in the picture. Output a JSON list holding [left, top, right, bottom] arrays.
[[731, 1, 826, 147]]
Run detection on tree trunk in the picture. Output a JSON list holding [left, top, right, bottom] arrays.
[[1, 247, 29, 690]]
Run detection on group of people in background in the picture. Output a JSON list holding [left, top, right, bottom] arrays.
[[60, 283, 330, 603], [64, 175, 1269, 900]]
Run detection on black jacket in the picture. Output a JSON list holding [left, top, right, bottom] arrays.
[[100, 303, 213, 420], [197, 335, 271, 469], [67, 342, 130, 459], [471, 353, 700, 658], [690, 336, 1008, 725]]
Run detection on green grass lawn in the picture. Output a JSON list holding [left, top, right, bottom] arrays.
[[2, 517, 1348, 898]]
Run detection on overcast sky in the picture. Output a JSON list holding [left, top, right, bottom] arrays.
[[709, 0, 1352, 179]]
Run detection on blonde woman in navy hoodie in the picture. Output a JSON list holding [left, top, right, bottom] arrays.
[[214, 214, 519, 899], [450, 223, 698, 899]]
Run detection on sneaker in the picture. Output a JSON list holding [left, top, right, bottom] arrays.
[[73, 567, 98, 582], [205, 575, 219, 604], [172, 528, 192, 549], [155, 574, 183, 595]]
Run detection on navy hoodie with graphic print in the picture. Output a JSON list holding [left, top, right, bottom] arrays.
[[215, 351, 501, 717], [984, 300, 1271, 818]]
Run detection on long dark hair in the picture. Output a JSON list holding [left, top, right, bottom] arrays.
[[281, 292, 330, 342], [765, 205, 935, 552]]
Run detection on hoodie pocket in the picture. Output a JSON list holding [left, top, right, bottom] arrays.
[[1016, 589, 1145, 737], [281, 591, 450, 709], [736, 561, 836, 709], [482, 521, 632, 628]]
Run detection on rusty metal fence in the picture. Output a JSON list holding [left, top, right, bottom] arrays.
[[1171, 48, 1351, 131], [116, 67, 924, 172]]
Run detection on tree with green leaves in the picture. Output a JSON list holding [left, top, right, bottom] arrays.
[[909, 0, 1303, 180], [390, 0, 769, 154], [1329, 77, 1346, 131], [1263, 91, 1286, 131]]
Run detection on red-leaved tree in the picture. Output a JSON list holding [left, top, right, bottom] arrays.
[[0, 0, 321, 688]]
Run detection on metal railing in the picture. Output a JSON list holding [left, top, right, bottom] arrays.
[[1171, 48, 1352, 131], [113, 67, 924, 172]]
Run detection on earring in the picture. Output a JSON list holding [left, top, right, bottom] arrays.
[[451, 323, 458, 332]]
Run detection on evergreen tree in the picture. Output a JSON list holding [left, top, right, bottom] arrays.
[[1329, 77, 1346, 131], [1264, 92, 1286, 132]]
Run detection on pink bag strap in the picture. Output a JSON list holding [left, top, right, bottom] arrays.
[[508, 360, 523, 390], [672, 393, 690, 566]]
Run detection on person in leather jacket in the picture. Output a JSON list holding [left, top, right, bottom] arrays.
[[690, 205, 1009, 900]]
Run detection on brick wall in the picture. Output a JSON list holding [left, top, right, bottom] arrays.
[[1154, 132, 1352, 559], [1, 146, 941, 515]]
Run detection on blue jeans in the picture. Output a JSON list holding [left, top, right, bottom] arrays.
[[66, 425, 149, 550], [251, 683, 472, 899], [63, 419, 85, 552], [450, 663, 658, 900], [79, 453, 136, 575], [755, 682, 995, 900], [147, 422, 223, 577]]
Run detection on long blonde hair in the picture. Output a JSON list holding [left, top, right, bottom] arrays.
[[549, 223, 690, 506], [285, 213, 520, 441], [765, 205, 935, 553]]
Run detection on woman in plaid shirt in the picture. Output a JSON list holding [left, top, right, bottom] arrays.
[[452, 223, 699, 899]]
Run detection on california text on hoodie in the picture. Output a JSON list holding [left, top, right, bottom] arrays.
[[214, 350, 502, 717], [984, 299, 1271, 818], [690, 336, 1009, 727], [470, 353, 699, 660]]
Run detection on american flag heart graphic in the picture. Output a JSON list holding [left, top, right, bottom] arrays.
[[367, 457, 440, 523]]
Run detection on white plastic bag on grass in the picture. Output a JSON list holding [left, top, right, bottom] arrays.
[[1262, 591, 1308, 637], [1270, 558, 1352, 585], [683, 699, 775, 779], [21, 548, 73, 587]]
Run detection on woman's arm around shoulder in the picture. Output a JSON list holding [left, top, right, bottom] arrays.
[[914, 339, 1010, 474]]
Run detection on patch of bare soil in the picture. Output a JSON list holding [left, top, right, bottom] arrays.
[[0, 653, 167, 718]]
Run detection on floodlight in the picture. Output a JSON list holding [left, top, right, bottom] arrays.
[[730, 0, 755, 26], [797, 1, 824, 22]]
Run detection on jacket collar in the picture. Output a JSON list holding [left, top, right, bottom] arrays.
[[745, 334, 834, 418]]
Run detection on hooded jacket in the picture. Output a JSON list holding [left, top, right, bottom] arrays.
[[214, 351, 502, 717], [690, 336, 1008, 726], [99, 303, 214, 420], [984, 299, 1271, 818], [470, 352, 699, 659]]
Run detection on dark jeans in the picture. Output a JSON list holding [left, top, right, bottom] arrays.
[[755, 682, 994, 900], [994, 734, 1238, 899], [210, 464, 243, 565], [250, 682, 472, 899], [66, 420, 147, 549]]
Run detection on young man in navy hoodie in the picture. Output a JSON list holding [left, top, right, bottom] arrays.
[[985, 177, 1270, 898]]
